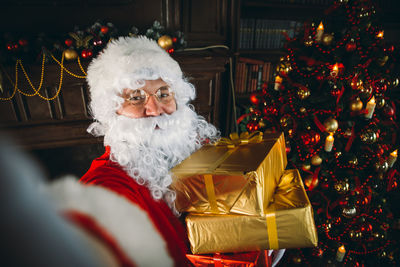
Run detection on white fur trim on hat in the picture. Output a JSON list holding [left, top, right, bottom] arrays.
[[45, 176, 174, 267], [86, 36, 196, 129]]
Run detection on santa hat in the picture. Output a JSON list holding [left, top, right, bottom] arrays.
[[86, 36, 196, 134]]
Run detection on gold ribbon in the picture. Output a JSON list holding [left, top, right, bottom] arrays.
[[204, 174, 218, 213], [202, 131, 264, 213], [216, 131, 264, 148], [266, 208, 279, 250]]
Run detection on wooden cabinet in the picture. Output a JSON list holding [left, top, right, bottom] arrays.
[[0, 0, 231, 151]]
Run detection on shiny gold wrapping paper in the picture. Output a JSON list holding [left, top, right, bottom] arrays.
[[186, 169, 318, 254], [171, 132, 287, 215]]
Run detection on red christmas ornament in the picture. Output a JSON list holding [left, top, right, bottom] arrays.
[[250, 93, 259, 105], [346, 41, 357, 52], [65, 39, 73, 47], [100, 26, 109, 34], [167, 48, 174, 54], [6, 42, 14, 50], [18, 39, 28, 46], [383, 105, 395, 117], [81, 49, 93, 59], [172, 37, 177, 43]]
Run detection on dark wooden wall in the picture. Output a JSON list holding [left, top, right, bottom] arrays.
[[0, 0, 235, 179]]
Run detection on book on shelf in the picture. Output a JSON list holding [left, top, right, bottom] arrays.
[[239, 18, 302, 50], [234, 57, 273, 95]]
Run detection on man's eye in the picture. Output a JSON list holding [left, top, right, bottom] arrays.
[[128, 96, 144, 101]]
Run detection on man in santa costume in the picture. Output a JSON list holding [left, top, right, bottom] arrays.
[[44, 36, 284, 267], [47, 36, 219, 267]]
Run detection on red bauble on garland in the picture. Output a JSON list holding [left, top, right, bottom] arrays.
[[81, 49, 93, 59], [100, 26, 109, 34], [18, 39, 28, 46], [65, 38, 73, 47]]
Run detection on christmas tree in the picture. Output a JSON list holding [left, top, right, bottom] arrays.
[[238, 0, 400, 265]]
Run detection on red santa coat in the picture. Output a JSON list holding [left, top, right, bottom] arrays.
[[75, 147, 190, 266]]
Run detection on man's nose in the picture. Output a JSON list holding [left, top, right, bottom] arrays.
[[144, 95, 163, 116]]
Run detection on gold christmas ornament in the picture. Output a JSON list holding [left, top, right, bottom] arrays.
[[302, 163, 311, 171], [347, 154, 358, 166], [376, 55, 389, 66], [304, 36, 313, 46], [360, 129, 377, 144], [376, 97, 385, 109], [311, 154, 322, 166], [391, 78, 399, 88], [374, 161, 389, 172], [342, 206, 357, 218], [304, 175, 319, 189], [322, 33, 334, 46], [350, 98, 363, 112], [297, 86, 311, 99], [334, 180, 350, 193], [157, 35, 173, 50], [323, 117, 338, 133], [63, 49, 78, 60], [280, 114, 292, 129]]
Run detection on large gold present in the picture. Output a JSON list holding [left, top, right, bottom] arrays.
[[186, 169, 318, 254], [171, 132, 287, 215]]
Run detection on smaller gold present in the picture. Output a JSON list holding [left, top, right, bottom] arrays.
[[171, 132, 287, 216], [186, 169, 318, 254]]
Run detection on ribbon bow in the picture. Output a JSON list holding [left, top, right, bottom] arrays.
[[216, 131, 264, 148]]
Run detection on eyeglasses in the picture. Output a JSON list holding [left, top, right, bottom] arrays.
[[123, 86, 175, 106]]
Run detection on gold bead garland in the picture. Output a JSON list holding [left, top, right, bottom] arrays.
[[0, 53, 87, 101]]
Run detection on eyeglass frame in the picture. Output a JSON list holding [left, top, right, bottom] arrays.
[[122, 86, 175, 107]]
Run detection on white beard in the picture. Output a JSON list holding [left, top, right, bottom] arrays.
[[90, 105, 219, 209]]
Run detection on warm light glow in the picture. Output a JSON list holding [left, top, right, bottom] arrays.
[[377, 31, 384, 38], [324, 134, 335, 152], [318, 22, 324, 31], [333, 64, 339, 72], [390, 150, 398, 157], [338, 245, 346, 253], [368, 96, 375, 104], [274, 75, 283, 91]]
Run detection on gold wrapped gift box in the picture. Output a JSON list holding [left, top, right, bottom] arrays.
[[186, 169, 318, 254], [171, 132, 287, 216]]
